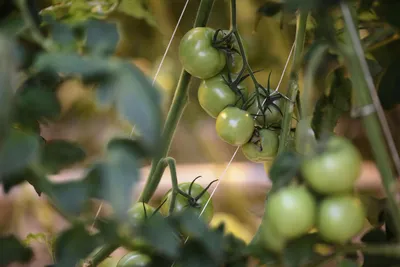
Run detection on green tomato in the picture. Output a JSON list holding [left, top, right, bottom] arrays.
[[265, 186, 316, 239], [248, 96, 283, 126], [160, 182, 214, 223], [128, 202, 156, 227], [117, 252, 151, 267], [241, 128, 279, 163], [179, 27, 226, 79], [260, 218, 287, 253], [198, 73, 248, 118], [221, 30, 246, 74], [301, 136, 362, 195], [317, 195, 365, 244], [216, 106, 255, 146]]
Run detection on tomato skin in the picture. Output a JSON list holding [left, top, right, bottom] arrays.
[[221, 30, 246, 74], [242, 128, 279, 163], [198, 74, 248, 118], [248, 97, 283, 126], [216, 107, 255, 146], [179, 27, 226, 79], [128, 202, 156, 227], [260, 219, 287, 253], [265, 186, 317, 239], [301, 136, 362, 195], [295, 117, 317, 155], [160, 182, 214, 223], [317, 195, 365, 244], [117, 252, 151, 267]]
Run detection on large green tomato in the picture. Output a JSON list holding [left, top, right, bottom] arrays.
[[260, 217, 287, 253], [117, 252, 151, 267], [198, 73, 248, 118], [216, 106, 255, 146], [241, 128, 279, 163], [317, 195, 365, 244], [128, 202, 156, 227], [301, 136, 362, 195], [160, 182, 214, 223], [179, 27, 226, 79], [265, 186, 317, 239], [248, 96, 283, 126]]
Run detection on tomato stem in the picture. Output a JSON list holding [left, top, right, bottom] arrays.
[[139, 0, 216, 203], [340, 2, 400, 237], [277, 9, 308, 155]]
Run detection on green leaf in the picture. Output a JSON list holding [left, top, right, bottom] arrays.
[[2, 167, 42, 195], [0, 235, 34, 266], [0, 128, 40, 177], [113, 63, 161, 154], [378, 61, 400, 110], [54, 224, 102, 267], [269, 151, 301, 190], [282, 234, 322, 267], [89, 138, 141, 220], [117, 0, 157, 27], [84, 19, 119, 55], [0, 12, 25, 36], [51, 180, 90, 216], [40, 140, 86, 174]]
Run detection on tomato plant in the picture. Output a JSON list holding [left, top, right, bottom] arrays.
[[247, 94, 283, 126], [179, 27, 226, 79], [216, 106, 255, 146], [116, 251, 151, 267], [198, 73, 248, 118], [317, 195, 366, 244], [241, 128, 279, 163], [160, 179, 215, 223], [301, 136, 362, 195], [265, 186, 317, 239]]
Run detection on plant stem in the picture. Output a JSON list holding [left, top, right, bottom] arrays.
[[140, 0, 216, 203], [84, 244, 119, 267], [341, 243, 400, 258], [340, 2, 400, 238], [277, 9, 308, 155]]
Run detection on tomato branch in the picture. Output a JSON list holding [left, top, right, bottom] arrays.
[[140, 0, 216, 203], [340, 2, 400, 238], [277, 9, 308, 155]]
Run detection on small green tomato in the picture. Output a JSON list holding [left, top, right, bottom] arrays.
[[241, 128, 279, 163]]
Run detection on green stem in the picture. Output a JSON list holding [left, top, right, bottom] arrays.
[[341, 243, 400, 258], [140, 0, 216, 203], [84, 244, 119, 267], [165, 157, 179, 215], [340, 2, 400, 238], [277, 10, 308, 155]]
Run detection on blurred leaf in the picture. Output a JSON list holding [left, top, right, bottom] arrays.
[[51, 180, 90, 216], [384, 209, 398, 242], [257, 2, 283, 17], [177, 239, 219, 267], [285, 0, 340, 12], [0, 235, 33, 266], [84, 19, 119, 55], [54, 224, 102, 267], [40, 140, 86, 174], [0, 128, 40, 177], [42, 15, 76, 47], [221, 232, 248, 267], [0, 13, 24, 36], [23, 232, 48, 246], [361, 228, 398, 267], [374, 1, 400, 29], [378, 61, 400, 110], [138, 213, 180, 259], [269, 151, 301, 190], [282, 234, 322, 267], [2, 167, 42, 195], [118, 0, 157, 27]]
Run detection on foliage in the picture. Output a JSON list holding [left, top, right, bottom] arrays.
[[1, 0, 400, 267]]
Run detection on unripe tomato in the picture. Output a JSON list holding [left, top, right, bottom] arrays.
[[301, 136, 362, 195], [295, 116, 317, 155], [265, 186, 317, 239], [160, 182, 214, 223], [317, 195, 365, 244], [128, 202, 156, 227], [216, 107, 255, 146], [117, 251, 151, 267], [198, 73, 248, 118], [179, 27, 226, 79], [241, 128, 279, 163], [248, 96, 283, 126], [260, 218, 287, 253], [221, 30, 246, 74]]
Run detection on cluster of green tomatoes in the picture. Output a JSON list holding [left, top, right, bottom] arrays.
[[179, 27, 284, 163], [116, 178, 215, 266], [261, 135, 366, 253]]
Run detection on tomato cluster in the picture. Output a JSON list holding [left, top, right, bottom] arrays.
[[179, 27, 284, 163], [261, 136, 366, 252]]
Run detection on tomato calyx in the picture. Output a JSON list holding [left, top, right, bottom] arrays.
[[175, 176, 218, 210]]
